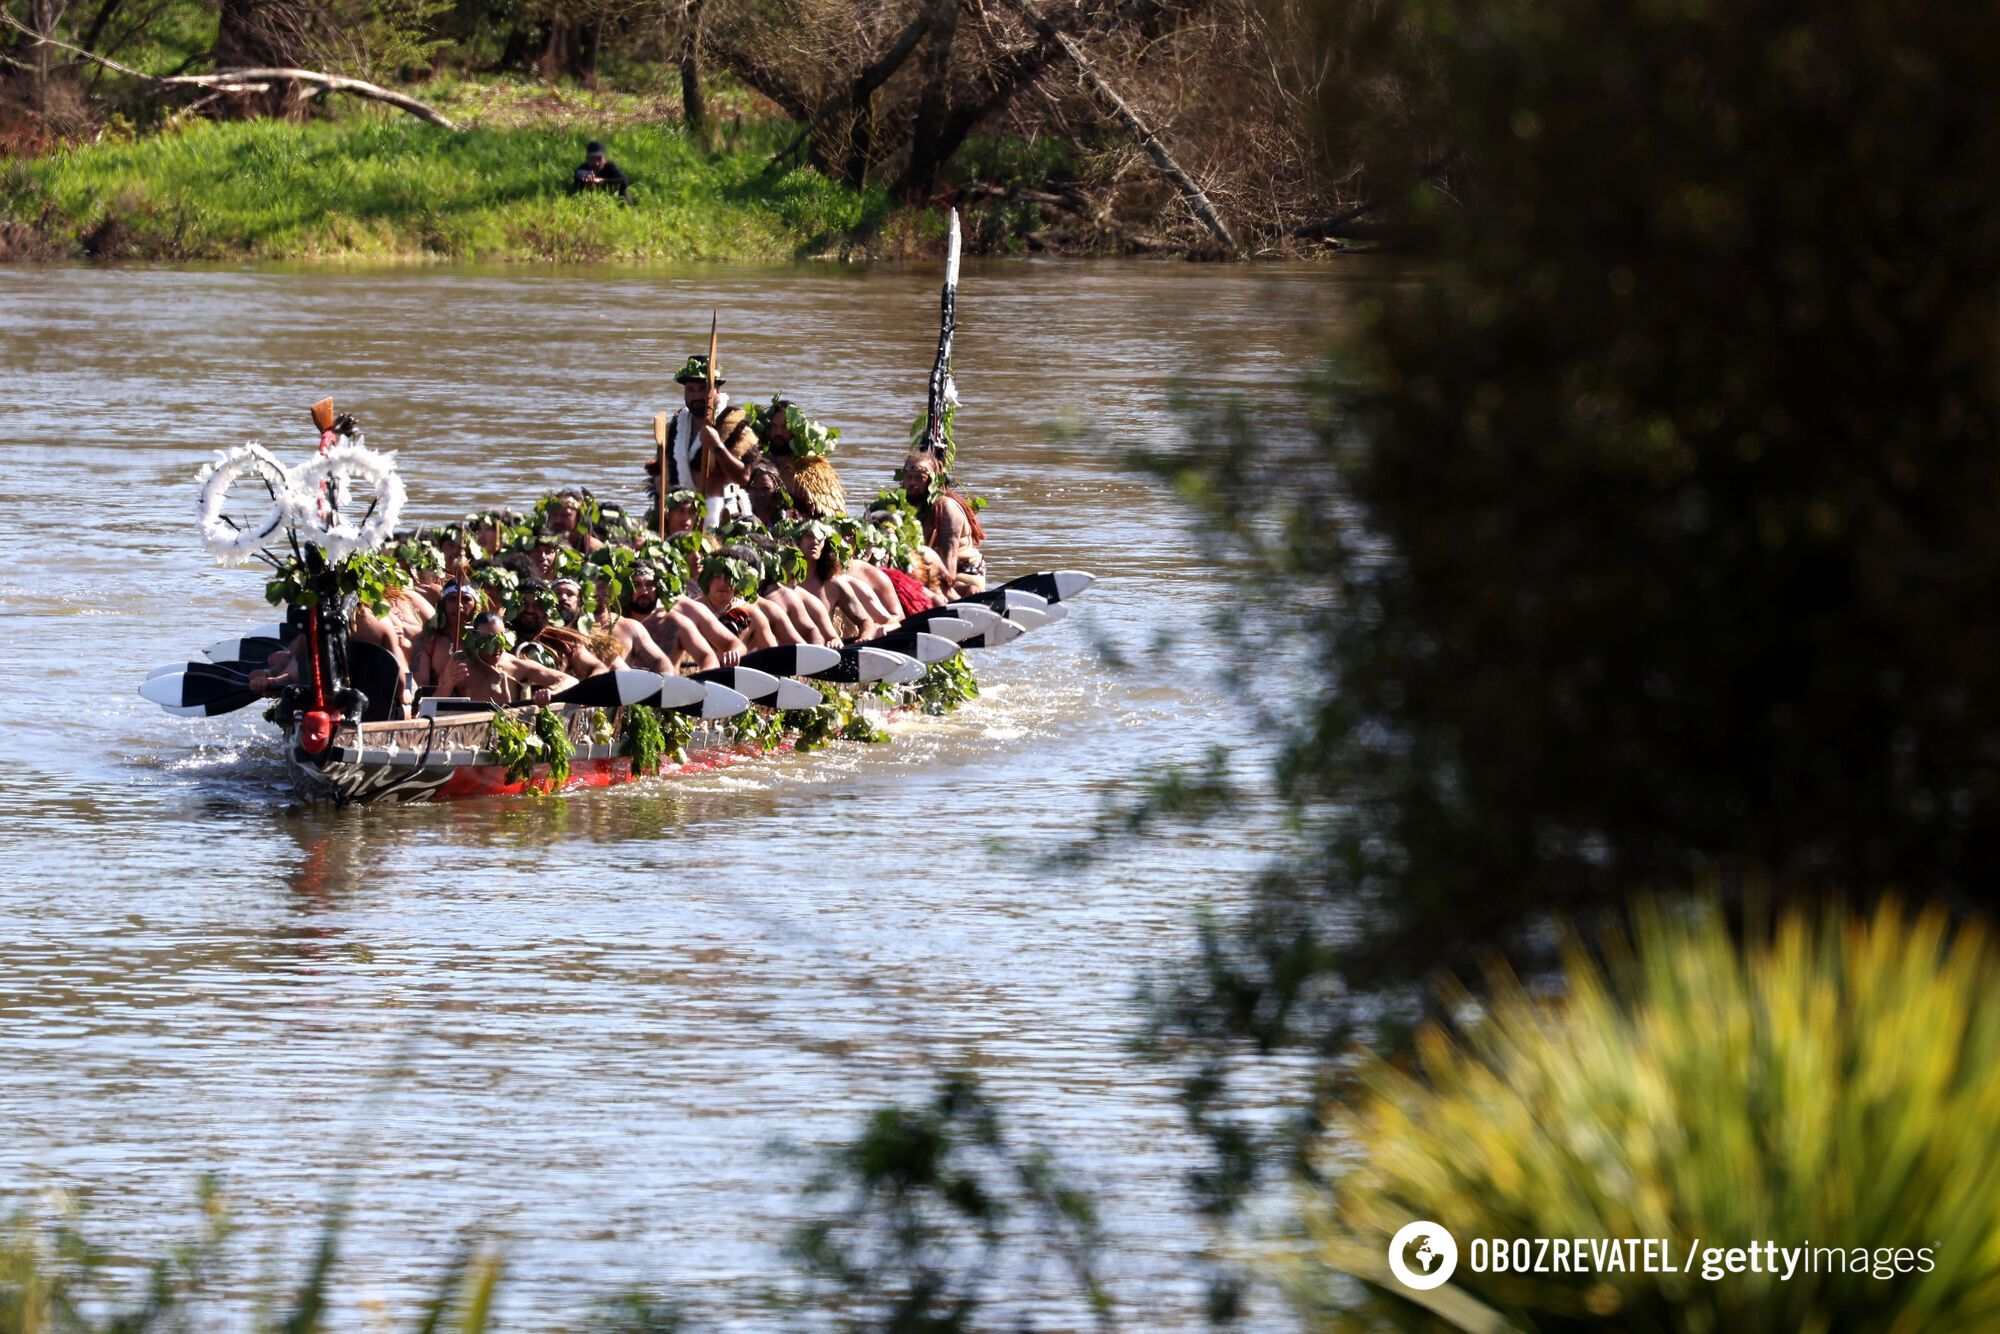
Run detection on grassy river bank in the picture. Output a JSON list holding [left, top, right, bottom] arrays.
[[1, 113, 931, 264]]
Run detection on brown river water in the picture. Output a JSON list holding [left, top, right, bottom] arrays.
[[0, 259, 1371, 1328]]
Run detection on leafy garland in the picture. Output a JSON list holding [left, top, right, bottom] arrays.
[[393, 537, 445, 576], [265, 550, 404, 615], [620, 704, 698, 775], [533, 488, 602, 532], [532, 706, 574, 786], [727, 707, 786, 751], [785, 685, 888, 751], [913, 656, 980, 715], [747, 401, 841, 460], [859, 493, 929, 574], [620, 703, 666, 775], [586, 708, 617, 746], [908, 404, 958, 470], [662, 709, 696, 762], [490, 708, 539, 783]]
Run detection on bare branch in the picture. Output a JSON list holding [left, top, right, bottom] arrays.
[[0, 11, 459, 128]]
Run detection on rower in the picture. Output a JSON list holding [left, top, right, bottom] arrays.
[[901, 452, 986, 595], [741, 541, 823, 645], [647, 354, 757, 529], [663, 489, 703, 537], [624, 561, 734, 671], [792, 522, 896, 640], [543, 488, 606, 553], [415, 579, 483, 687], [744, 457, 791, 528], [581, 567, 689, 674], [698, 556, 778, 651], [510, 580, 609, 678], [553, 576, 592, 632], [437, 611, 575, 707], [522, 526, 565, 582]]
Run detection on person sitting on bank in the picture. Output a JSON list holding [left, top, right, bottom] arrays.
[[644, 354, 757, 530], [571, 141, 631, 199]]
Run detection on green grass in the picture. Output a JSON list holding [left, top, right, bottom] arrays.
[[2, 112, 905, 263], [1283, 899, 2000, 1332]]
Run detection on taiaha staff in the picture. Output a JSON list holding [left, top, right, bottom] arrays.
[[699, 309, 719, 496], [654, 411, 670, 538], [922, 208, 962, 458]]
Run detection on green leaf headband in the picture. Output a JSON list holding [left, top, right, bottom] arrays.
[[511, 585, 560, 619], [674, 354, 722, 385], [463, 626, 514, 656]]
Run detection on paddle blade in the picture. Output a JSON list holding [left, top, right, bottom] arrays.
[[1005, 605, 1051, 631], [696, 682, 749, 719], [647, 676, 708, 710], [151, 659, 255, 683], [1040, 602, 1070, 623], [140, 672, 259, 716], [311, 397, 336, 433], [883, 654, 925, 684], [863, 630, 959, 664], [206, 633, 287, 664], [740, 643, 843, 679], [937, 603, 1005, 637], [692, 665, 783, 702], [820, 646, 909, 684], [998, 570, 1096, 603], [550, 669, 662, 708], [962, 618, 1025, 650], [771, 681, 823, 711]]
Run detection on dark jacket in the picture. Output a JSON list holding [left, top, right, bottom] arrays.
[[571, 159, 630, 194]]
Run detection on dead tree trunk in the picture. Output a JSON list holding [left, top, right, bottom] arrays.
[[766, 11, 934, 186], [679, 0, 709, 148], [901, 0, 960, 197], [998, 0, 1236, 252]]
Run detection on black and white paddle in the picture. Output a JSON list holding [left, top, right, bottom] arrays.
[[995, 570, 1096, 604], [807, 645, 919, 685], [855, 629, 961, 665], [205, 630, 289, 664], [692, 664, 823, 712], [739, 643, 843, 680], [956, 587, 1050, 617], [140, 668, 262, 717]]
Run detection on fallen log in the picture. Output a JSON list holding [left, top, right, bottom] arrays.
[[0, 14, 459, 129]]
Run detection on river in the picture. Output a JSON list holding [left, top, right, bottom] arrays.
[[0, 259, 1368, 1328]]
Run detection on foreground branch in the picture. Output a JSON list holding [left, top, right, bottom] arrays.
[[0, 13, 459, 129]]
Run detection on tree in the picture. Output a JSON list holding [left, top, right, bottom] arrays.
[[1135, 0, 2000, 1233]]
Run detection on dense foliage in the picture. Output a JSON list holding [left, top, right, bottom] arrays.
[[1289, 901, 2000, 1331], [1135, 0, 2000, 1166], [2, 0, 1347, 254]]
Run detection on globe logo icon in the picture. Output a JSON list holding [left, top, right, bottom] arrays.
[[1387, 1221, 1459, 1290]]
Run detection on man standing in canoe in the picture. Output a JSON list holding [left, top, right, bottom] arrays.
[[645, 354, 756, 531], [760, 397, 847, 520]]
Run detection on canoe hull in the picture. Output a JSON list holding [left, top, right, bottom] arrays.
[[283, 706, 789, 806]]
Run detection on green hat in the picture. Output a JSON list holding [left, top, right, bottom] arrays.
[[673, 354, 724, 386]]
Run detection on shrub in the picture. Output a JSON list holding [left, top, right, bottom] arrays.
[[1286, 900, 2000, 1332]]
